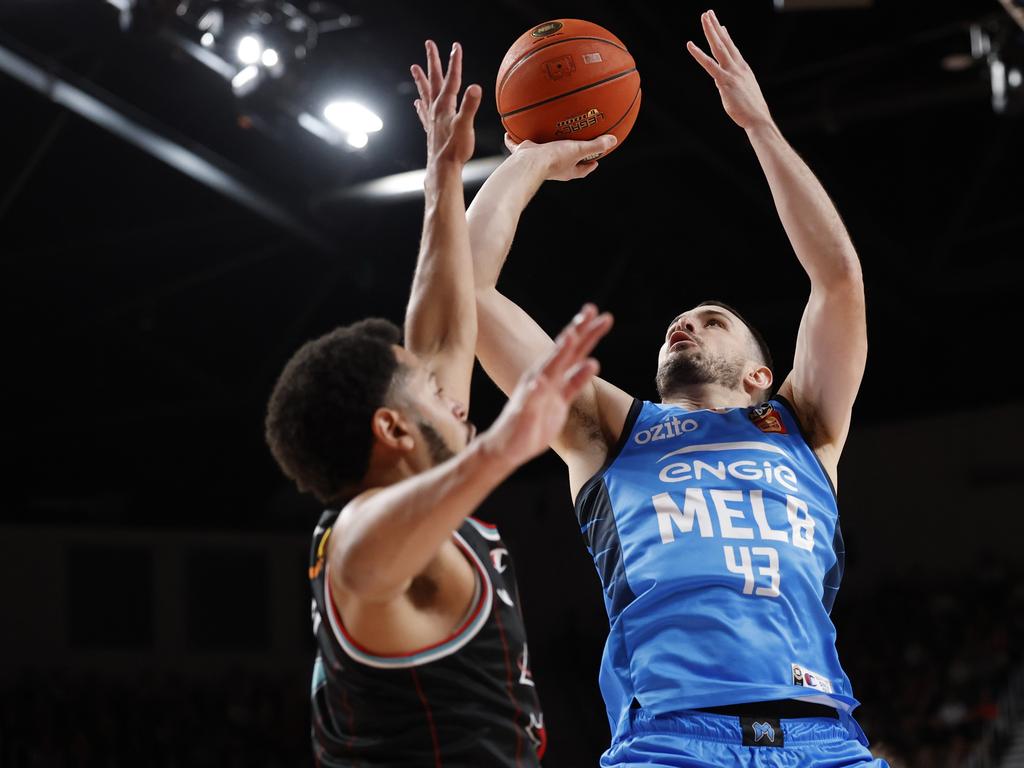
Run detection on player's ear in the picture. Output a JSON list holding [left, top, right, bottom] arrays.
[[746, 365, 773, 396], [371, 407, 416, 453]]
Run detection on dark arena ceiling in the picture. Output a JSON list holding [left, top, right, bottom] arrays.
[[1, 0, 1022, 528]]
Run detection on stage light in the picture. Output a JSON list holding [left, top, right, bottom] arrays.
[[237, 35, 262, 65], [197, 7, 223, 36], [346, 131, 368, 149], [106, 0, 136, 31], [232, 65, 260, 95], [298, 112, 343, 145], [200, 32, 215, 47], [323, 101, 383, 134], [261, 48, 279, 67], [337, 157, 505, 200]]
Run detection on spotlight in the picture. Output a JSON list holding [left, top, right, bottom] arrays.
[[106, 0, 137, 31], [197, 7, 223, 36], [231, 64, 260, 95], [200, 31, 215, 47], [236, 35, 262, 65], [346, 131, 368, 149], [323, 101, 383, 134], [260, 48, 279, 67]]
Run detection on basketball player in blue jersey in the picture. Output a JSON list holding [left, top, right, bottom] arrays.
[[265, 41, 614, 765], [467, 10, 887, 767]]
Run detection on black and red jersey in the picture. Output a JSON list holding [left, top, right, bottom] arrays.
[[308, 509, 546, 767]]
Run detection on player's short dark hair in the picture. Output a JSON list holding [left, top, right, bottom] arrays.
[[697, 299, 774, 373], [265, 318, 405, 505]]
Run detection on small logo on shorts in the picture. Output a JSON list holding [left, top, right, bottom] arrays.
[[753, 721, 776, 743], [741, 717, 783, 747]]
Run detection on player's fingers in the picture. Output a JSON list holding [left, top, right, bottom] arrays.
[[702, 11, 733, 68], [440, 42, 463, 108], [544, 304, 598, 375], [572, 312, 614, 361], [562, 359, 601, 402], [456, 83, 482, 124], [576, 133, 617, 162], [410, 64, 431, 106], [686, 41, 722, 78], [572, 160, 600, 179], [425, 40, 444, 98], [547, 309, 610, 381], [717, 20, 745, 63], [414, 99, 428, 128]]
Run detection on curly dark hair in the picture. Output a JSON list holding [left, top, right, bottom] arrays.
[[265, 318, 405, 505]]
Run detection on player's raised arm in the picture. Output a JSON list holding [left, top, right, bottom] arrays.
[[687, 10, 867, 475], [468, 137, 633, 498], [404, 40, 482, 408], [468, 135, 611, 394], [331, 305, 612, 603]]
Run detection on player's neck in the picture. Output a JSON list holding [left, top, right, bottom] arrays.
[[659, 383, 753, 412], [361, 457, 422, 491]]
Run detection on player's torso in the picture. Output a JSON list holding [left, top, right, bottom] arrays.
[[575, 398, 856, 732], [308, 513, 545, 767]]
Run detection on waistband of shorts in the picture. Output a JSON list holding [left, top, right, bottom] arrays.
[[627, 707, 855, 746], [695, 699, 838, 720]]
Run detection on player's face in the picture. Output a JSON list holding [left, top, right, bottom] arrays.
[[656, 306, 753, 395], [392, 346, 475, 466]]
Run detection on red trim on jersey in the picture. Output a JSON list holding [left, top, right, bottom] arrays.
[[468, 515, 497, 528], [536, 725, 548, 760], [492, 605, 524, 767], [410, 667, 443, 768], [326, 535, 489, 659]]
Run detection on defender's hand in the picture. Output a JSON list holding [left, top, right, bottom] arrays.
[[483, 304, 613, 469], [411, 40, 482, 166], [504, 133, 618, 182], [687, 10, 773, 131]]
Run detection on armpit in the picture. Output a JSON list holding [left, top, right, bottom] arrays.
[[568, 401, 605, 446]]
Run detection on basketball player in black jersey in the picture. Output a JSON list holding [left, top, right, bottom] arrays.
[[265, 41, 613, 766]]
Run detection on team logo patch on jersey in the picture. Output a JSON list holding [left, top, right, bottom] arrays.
[[792, 663, 833, 694], [308, 527, 332, 580], [749, 403, 787, 434], [741, 717, 783, 747]]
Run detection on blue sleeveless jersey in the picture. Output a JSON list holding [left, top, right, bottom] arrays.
[[574, 397, 859, 739]]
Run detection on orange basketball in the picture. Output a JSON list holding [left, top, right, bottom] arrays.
[[496, 19, 641, 154]]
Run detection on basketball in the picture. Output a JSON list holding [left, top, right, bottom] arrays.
[[496, 19, 641, 154]]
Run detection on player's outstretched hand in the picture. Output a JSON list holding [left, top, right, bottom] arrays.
[[686, 10, 772, 131], [504, 133, 618, 181], [411, 40, 482, 166], [483, 304, 613, 468]]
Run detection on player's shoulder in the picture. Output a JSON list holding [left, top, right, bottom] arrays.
[[773, 378, 841, 489], [774, 377, 822, 444]]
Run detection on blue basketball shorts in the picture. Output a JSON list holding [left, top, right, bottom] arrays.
[[601, 708, 890, 768]]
